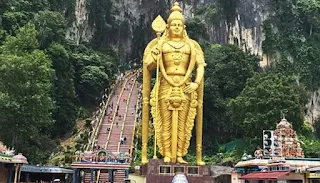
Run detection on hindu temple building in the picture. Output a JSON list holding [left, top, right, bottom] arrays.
[[0, 142, 28, 183], [0, 142, 72, 183], [273, 118, 304, 158], [232, 118, 320, 183]]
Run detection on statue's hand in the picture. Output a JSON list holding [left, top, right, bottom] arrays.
[[184, 82, 199, 93], [151, 47, 160, 55], [151, 48, 161, 60]]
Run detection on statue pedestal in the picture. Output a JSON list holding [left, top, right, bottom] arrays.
[[141, 159, 213, 183]]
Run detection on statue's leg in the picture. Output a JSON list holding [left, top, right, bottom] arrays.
[[160, 99, 172, 162], [177, 102, 190, 164], [180, 99, 197, 161]]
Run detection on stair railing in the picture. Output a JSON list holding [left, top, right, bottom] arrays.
[[117, 74, 138, 152], [96, 170, 101, 183], [131, 82, 142, 161], [105, 72, 136, 150], [87, 70, 131, 151], [87, 79, 118, 151]]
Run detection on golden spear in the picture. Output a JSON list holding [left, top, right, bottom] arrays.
[[151, 15, 166, 159]]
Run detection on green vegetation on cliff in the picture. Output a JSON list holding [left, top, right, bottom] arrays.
[[0, 0, 320, 164], [182, 0, 320, 163], [0, 0, 117, 163]]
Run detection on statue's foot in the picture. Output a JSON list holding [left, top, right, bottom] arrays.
[[141, 158, 148, 165], [196, 160, 205, 166], [164, 156, 171, 163], [177, 157, 188, 164]]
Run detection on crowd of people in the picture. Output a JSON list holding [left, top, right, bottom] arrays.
[[80, 70, 141, 165]]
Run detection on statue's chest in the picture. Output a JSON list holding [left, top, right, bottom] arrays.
[[162, 42, 191, 55], [162, 42, 191, 66]]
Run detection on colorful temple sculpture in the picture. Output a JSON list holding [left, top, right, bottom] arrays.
[[1, 141, 72, 183], [273, 118, 305, 158], [71, 149, 131, 183], [232, 118, 320, 183], [0, 142, 28, 183], [73, 150, 131, 164]]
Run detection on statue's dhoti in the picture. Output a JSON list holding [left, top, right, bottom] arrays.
[[150, 75, 198, 161]]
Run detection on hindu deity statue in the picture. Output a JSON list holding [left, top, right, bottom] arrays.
[[141, 2, 205, 165]]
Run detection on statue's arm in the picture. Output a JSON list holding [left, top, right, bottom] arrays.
[[143, 38, 159, 72], [194, 65, 204, 85], [144, 47, 157, 71], [193, 42, 206, 85]]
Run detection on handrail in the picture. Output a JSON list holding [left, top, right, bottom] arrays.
[[104, 72, 136, 149], [87, 80, 118, 151], [88, 71, 131, 151], [130, 82, 141, 159], [117, 74, 138, 152], [96, 170, 100, 183]]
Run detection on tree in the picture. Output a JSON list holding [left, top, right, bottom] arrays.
[[48, 0, 75, 19], [47, 43, 77, 137], [300, 135, 320, 158], [262, 0, 320, 90], [228, 72, 308, 139], [201, 44, 259, 153], [0, 24, 54, 163], [34, 11, 67, 49], [0, 23, 38, 54], [0, 0, 49, 34], [185, 17, 207, 41], [71, 46, 116, 105]]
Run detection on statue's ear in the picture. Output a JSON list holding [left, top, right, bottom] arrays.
[[184, 25, 186, 29]]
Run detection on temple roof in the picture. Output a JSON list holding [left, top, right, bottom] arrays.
[[235, 158, 320, 168], [21, 165, 73, 173], [276, 118, 292, 129]]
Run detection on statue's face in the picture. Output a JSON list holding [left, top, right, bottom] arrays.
[[169, 20, 184, 38]]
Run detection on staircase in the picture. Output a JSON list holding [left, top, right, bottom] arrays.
[[114, 170, 126, 183], [89, 71, 140, 183], [99, 172, 109, 182], [95, 170, 126, 183], [119, 81, 140, 153], [105, 73, 138, 152], [95, 72, 136, 149], [84, 172, 92, 183]]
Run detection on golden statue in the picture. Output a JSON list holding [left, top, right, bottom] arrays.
[[141, 2, 205, 165]]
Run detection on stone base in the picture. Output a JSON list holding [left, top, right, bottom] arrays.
[[141, 159, 213, 183]]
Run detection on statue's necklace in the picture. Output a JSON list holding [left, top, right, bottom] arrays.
[[167, 42, 186, 65]]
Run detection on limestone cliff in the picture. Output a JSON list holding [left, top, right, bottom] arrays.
[[66, 0, 320, 124], [66, 0, 93, 45], [67, 0, 270, 65], [306, 89, 320, 124]]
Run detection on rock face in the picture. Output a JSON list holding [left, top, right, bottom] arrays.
[[66, 0, 93, 44], [66, 0, 320, 123], [226, 0, 270, 67], [67, 0, 270, 65], [306, 89, 320, 124]]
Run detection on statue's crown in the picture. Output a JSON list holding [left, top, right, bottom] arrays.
[[168, 2, 184, 23], [170, 2, 182, 13]]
